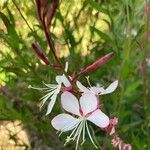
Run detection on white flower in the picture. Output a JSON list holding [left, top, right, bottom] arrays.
[[51, 92, 109, 149], [76, 80, 118, 95], [29, 62, 71, 115]]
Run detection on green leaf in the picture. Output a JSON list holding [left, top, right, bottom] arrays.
[[125, 80, 142, 96], [90, 26, 112, 42], [87, 0, 107, 14], [0, 12, 19, 49]]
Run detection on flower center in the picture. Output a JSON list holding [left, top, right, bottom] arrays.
[[61, 85, 72, 92], [62, 116, 98, 150]]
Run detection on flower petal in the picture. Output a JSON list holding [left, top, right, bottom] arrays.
[[100, 80, 118, 95], [76, 81, 90, 93], [87, 109, 109, 128], [56, 75, 62, 85], [51, 113, 80, 132], [40, 89, 57, 108], [80, 93, 98, 115], [89, 86, 104, 95], [65, 62, 69, 72], [61, 74, 71, 87], [56, 74, 71, 87], [45, 93, 57, 115], [61, 92, 80, 116]]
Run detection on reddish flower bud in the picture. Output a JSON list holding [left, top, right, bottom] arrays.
[[105, 117, 118, 135], [32, 43, 50, 65], [122, 144, 132, 150], [35, 0, 59, 31], [81, 52, 114, 74], [111, 136, 122, 148], [45, 0, 59, 31], [111, 136, 132, 150], [40, 0, 48, 8], [71, 52, 114, 82], [35, 0, 43, 21]]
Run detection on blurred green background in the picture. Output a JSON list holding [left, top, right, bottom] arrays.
[[0, 0, 150, 149]]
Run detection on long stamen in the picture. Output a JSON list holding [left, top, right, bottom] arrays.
[[86, 76, 92, 88], [41, 89, 57, 99], [67, 122, 80, 138], [28, 84, 58, 93], [72, 121, 83, 141], [75, 121, 84, 150], [44, 87, 57, 93], [43, 83, 58, 88], [86, 121, 98, 149], [40, 89, 58, 108], [28, 85, 50, 91], [81, 119, 86, 145], [40, 91, 55, 103], [64, 121, 81, 146]]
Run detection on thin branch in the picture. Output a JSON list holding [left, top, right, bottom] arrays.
[[12, 0, 34, 33], [142, 0, 149, 114], [42, 21, 72, 84]]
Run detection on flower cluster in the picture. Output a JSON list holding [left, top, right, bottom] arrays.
[[29, 62, 131, 149], [105, 117, 132, 150], [111, 136, 132, 150], [30, 1, 132, 149]]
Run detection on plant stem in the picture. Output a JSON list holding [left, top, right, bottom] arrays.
[[118, 2, 131, 112], [42, 22, 72, 84], [13, 0, 72, 84], [143, 0, 149, 115], [12, 0, 34, 34]]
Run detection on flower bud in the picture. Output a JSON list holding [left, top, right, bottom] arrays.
[[105, 117, 118, 135], [81, 52, 114, 74], [32, 43, 50, 65], [111, 136, 122, 148], [45, 0, 59, 31], [35, 0, 59, 31], [122, 144, 132, 150]]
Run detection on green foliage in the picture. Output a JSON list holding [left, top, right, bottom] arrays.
[[0, 0, 150, 149]]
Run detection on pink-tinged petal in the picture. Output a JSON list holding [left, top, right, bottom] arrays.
[[56, 75, 71, 87], [105, 117, 118, 135], [61, 92, 80, 116], [100, 80, 118, 95], [111, 136, 121, 148], [61, 74, 71, 87], [87, 109, 109, 128], [80, 93, 98, 115], [122, 144, 132, 150], [90, 86, 104, 95], [51, 113, 80, 132], [76, 81, 90, 93]]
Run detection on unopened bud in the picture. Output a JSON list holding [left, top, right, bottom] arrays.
[[111, 136, 122, 148], [71, 52, 114, 81], [81, 52, 114, 74], [35, 0, 59, 31], [45, 0, 59, 31], [122, 144, 132, 150], [40, 0, 48, 8], [105, 117, 118, 135], [32, 43, 50, 65]]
